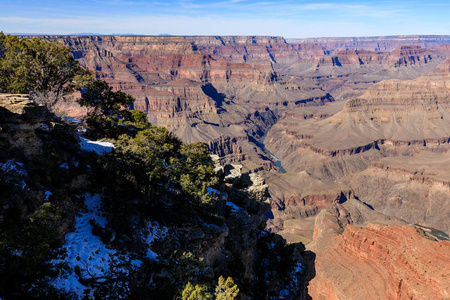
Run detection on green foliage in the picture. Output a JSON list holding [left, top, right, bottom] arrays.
[[180, 276, 239, 300], [0, 32, 88, 108], [102, 127, 217, 210], [0, 202, 67, 298], [179, 142, 218, 203], [121, 109, 151, 129], [77, 79, 135, 118], [215, 276, 239, 300], [182, 282, 213, 300]]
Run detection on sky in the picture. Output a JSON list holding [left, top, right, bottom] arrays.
[[1, 0, 449, 38]]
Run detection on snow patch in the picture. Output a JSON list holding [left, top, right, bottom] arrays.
[[52, 194, 114, 297], [143, 221, 167, 260], [1, 159, 27, 177], [52, 194, 159, 298], [207, 187, 221, 196], [279, 262, 305, 298], [79, 137, 114, 155], [38, 123, 51, 131], [63, 117, 82, 123], [59, 163, 69, 169], [44, 191, 52, 201], [226, 201, 240, 213], [1, 159, 28, 190]]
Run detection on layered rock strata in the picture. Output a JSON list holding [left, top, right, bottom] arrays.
[[39, 35, 334, 174], [263, 59, 450, 244], [343, 151, 450, 234], [266, 59, 450, 179], [308, 210, 450, 300], [0, 94, 48, 157]]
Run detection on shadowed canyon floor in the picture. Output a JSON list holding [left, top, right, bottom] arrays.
[[33, 34, 450, 299]]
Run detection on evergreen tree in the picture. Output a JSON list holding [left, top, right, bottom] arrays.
[[215, 276, 239, 300], [0, 32, 89, 108], [77, 79, 135, 118]]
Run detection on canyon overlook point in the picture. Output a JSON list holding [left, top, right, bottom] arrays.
[[2, 33, 450, 299]]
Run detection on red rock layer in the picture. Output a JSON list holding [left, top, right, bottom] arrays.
[[308, 210, 450, 300], [41, 36, 283, 129], [185, 36, 329, 66]]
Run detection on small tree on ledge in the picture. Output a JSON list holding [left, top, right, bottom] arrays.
[[77, 79, 135, 119]]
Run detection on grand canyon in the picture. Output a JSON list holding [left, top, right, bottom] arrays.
[[3, 33, 450, 299]]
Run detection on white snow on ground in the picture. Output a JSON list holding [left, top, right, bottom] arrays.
[[1, 159, 28, 190], [0, 159, 27, 177], [143, 221, 167, 260], [52, 193, 166, 298], [278, 262, 306, 298], [52, 194, 116, 297], [63, 117, 82, 123], [44, 191, 52, 201], [60, 163, 69, 169], [79, 137, 114, 155], [207, 187, 221, 196], [38, 123, 51, 131], [226, 201, 240, 212]]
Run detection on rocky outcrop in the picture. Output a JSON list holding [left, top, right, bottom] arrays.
[[0, 94, 48, 158], [308, 210, 450, 300], [311, 46, 438, 68], [193, 161, 308, 299], [37, 36, 332, 173], [208, 136, 243, 157]]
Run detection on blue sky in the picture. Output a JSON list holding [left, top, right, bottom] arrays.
[[1, 0, 449, 38]]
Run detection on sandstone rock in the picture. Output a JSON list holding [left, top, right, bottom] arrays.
[[0, 94, 48, 158], [308, 210, 450, 300]]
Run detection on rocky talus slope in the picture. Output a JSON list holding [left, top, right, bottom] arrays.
[[308, 210, 450, 300]]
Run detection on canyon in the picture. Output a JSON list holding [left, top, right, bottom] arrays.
[[29, 34, 450, 299]]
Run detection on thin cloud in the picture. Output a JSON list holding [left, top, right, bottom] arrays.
[[1, 0, 449, 38]]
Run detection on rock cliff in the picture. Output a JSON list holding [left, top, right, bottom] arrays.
[[38, 35, 335, 177], [308, 210, 450, 300], [0, 94, 48, 158], [186, 35, 328, 67], [0, 95, 309, 299], [266, 59, 450, 179], [343, 151, 450, 234], [263, 59, 450, 248]]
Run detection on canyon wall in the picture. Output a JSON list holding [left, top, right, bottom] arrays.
[[308, 210, 450, 300]]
